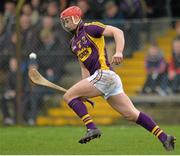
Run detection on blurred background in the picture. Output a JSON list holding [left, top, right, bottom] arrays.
[[0, 0, 180, 127]]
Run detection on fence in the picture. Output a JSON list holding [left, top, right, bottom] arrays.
[[0, 16, 180, 125]]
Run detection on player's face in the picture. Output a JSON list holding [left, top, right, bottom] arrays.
[[60, 17, 77, 32]]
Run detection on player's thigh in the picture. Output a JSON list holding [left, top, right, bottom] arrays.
[[107, 93, 139, 121], [64, 79, 102, 102]]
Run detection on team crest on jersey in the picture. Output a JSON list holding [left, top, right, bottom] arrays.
[[77, 47, 92, 62], [81, 36, 87, 44], [77, 40, 81, 48]]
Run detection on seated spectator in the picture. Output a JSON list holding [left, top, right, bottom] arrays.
[[1, 57, 17, 125], [142, 45, 169, 95], [168, 36, 180, 93]]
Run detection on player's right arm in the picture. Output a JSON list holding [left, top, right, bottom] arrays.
[[79, 60, 90, 79], [84, 22, 124, 65], [103, 25, 125, 65]]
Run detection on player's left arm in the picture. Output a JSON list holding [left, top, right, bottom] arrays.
[[103, 25, 125, 65]]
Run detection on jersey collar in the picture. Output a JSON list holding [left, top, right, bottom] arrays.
[[75, 20, 84, 37]]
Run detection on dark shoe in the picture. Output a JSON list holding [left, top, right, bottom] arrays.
[[163, 135, 176, 151], [79, 129, 102, 144]]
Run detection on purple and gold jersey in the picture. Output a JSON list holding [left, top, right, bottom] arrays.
[[70, 21, 113, 75]]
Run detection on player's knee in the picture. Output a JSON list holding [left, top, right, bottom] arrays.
[[63, 93, 71, 103], [123, 111, 138, 122], [63, 92, 78, 104]]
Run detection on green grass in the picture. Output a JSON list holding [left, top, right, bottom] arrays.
[[0, 125, 179, 155]]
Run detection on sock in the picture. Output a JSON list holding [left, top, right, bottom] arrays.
[[68, 98, 96, 130], [136, 112, 167, 143]]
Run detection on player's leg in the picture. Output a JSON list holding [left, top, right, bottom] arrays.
[[64, 78, 102, 103], [107, 93, 176, 151], [63, 78, 103, 143], [107, 93, 139, 121]]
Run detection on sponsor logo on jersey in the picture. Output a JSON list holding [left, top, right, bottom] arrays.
[[77, 47, 92, 62]]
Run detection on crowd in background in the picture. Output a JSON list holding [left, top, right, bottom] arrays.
[[142, 35, 180, 96], [0, 0, 180, 126]]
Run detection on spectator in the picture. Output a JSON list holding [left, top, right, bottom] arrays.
[[0, 14, 7, 70], [23, 58, 45, 125], [38, 29, 64, 83], [42, 15, 55, 30], [77, 0, 95, 19], [22, 3, 33, 16], [142, 45, 169, 95], [168, 36, 180, 93], [0, 2, 16, 57], [119, 0, 143, 56], [88, 0, 106, 19], [46, 1, 59, 18], [59, 0, 76, 11], [1, 57, 18, 125], [19, 14, 33, 55], [3, 1, 16, 22], [21, 3, 39, 26], [30, 0, 41, 25], [145, 0, 167, 18], [3, 1, 16, 35], [119, 0, 144, 19], [29, 15, 57, 53], [0, 15, 4, 50], [0, 32, 17, 71], [103, 0, 124, 22], [102, 1, 125, 62], [31, 0, 41, 10]]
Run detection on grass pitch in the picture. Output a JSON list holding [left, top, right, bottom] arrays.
[[0, 125, 179, 155]]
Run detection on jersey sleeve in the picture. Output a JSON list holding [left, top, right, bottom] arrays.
[[84, 22, 106, 38]]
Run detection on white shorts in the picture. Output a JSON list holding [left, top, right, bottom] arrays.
[[87, 69, 124, 99]]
